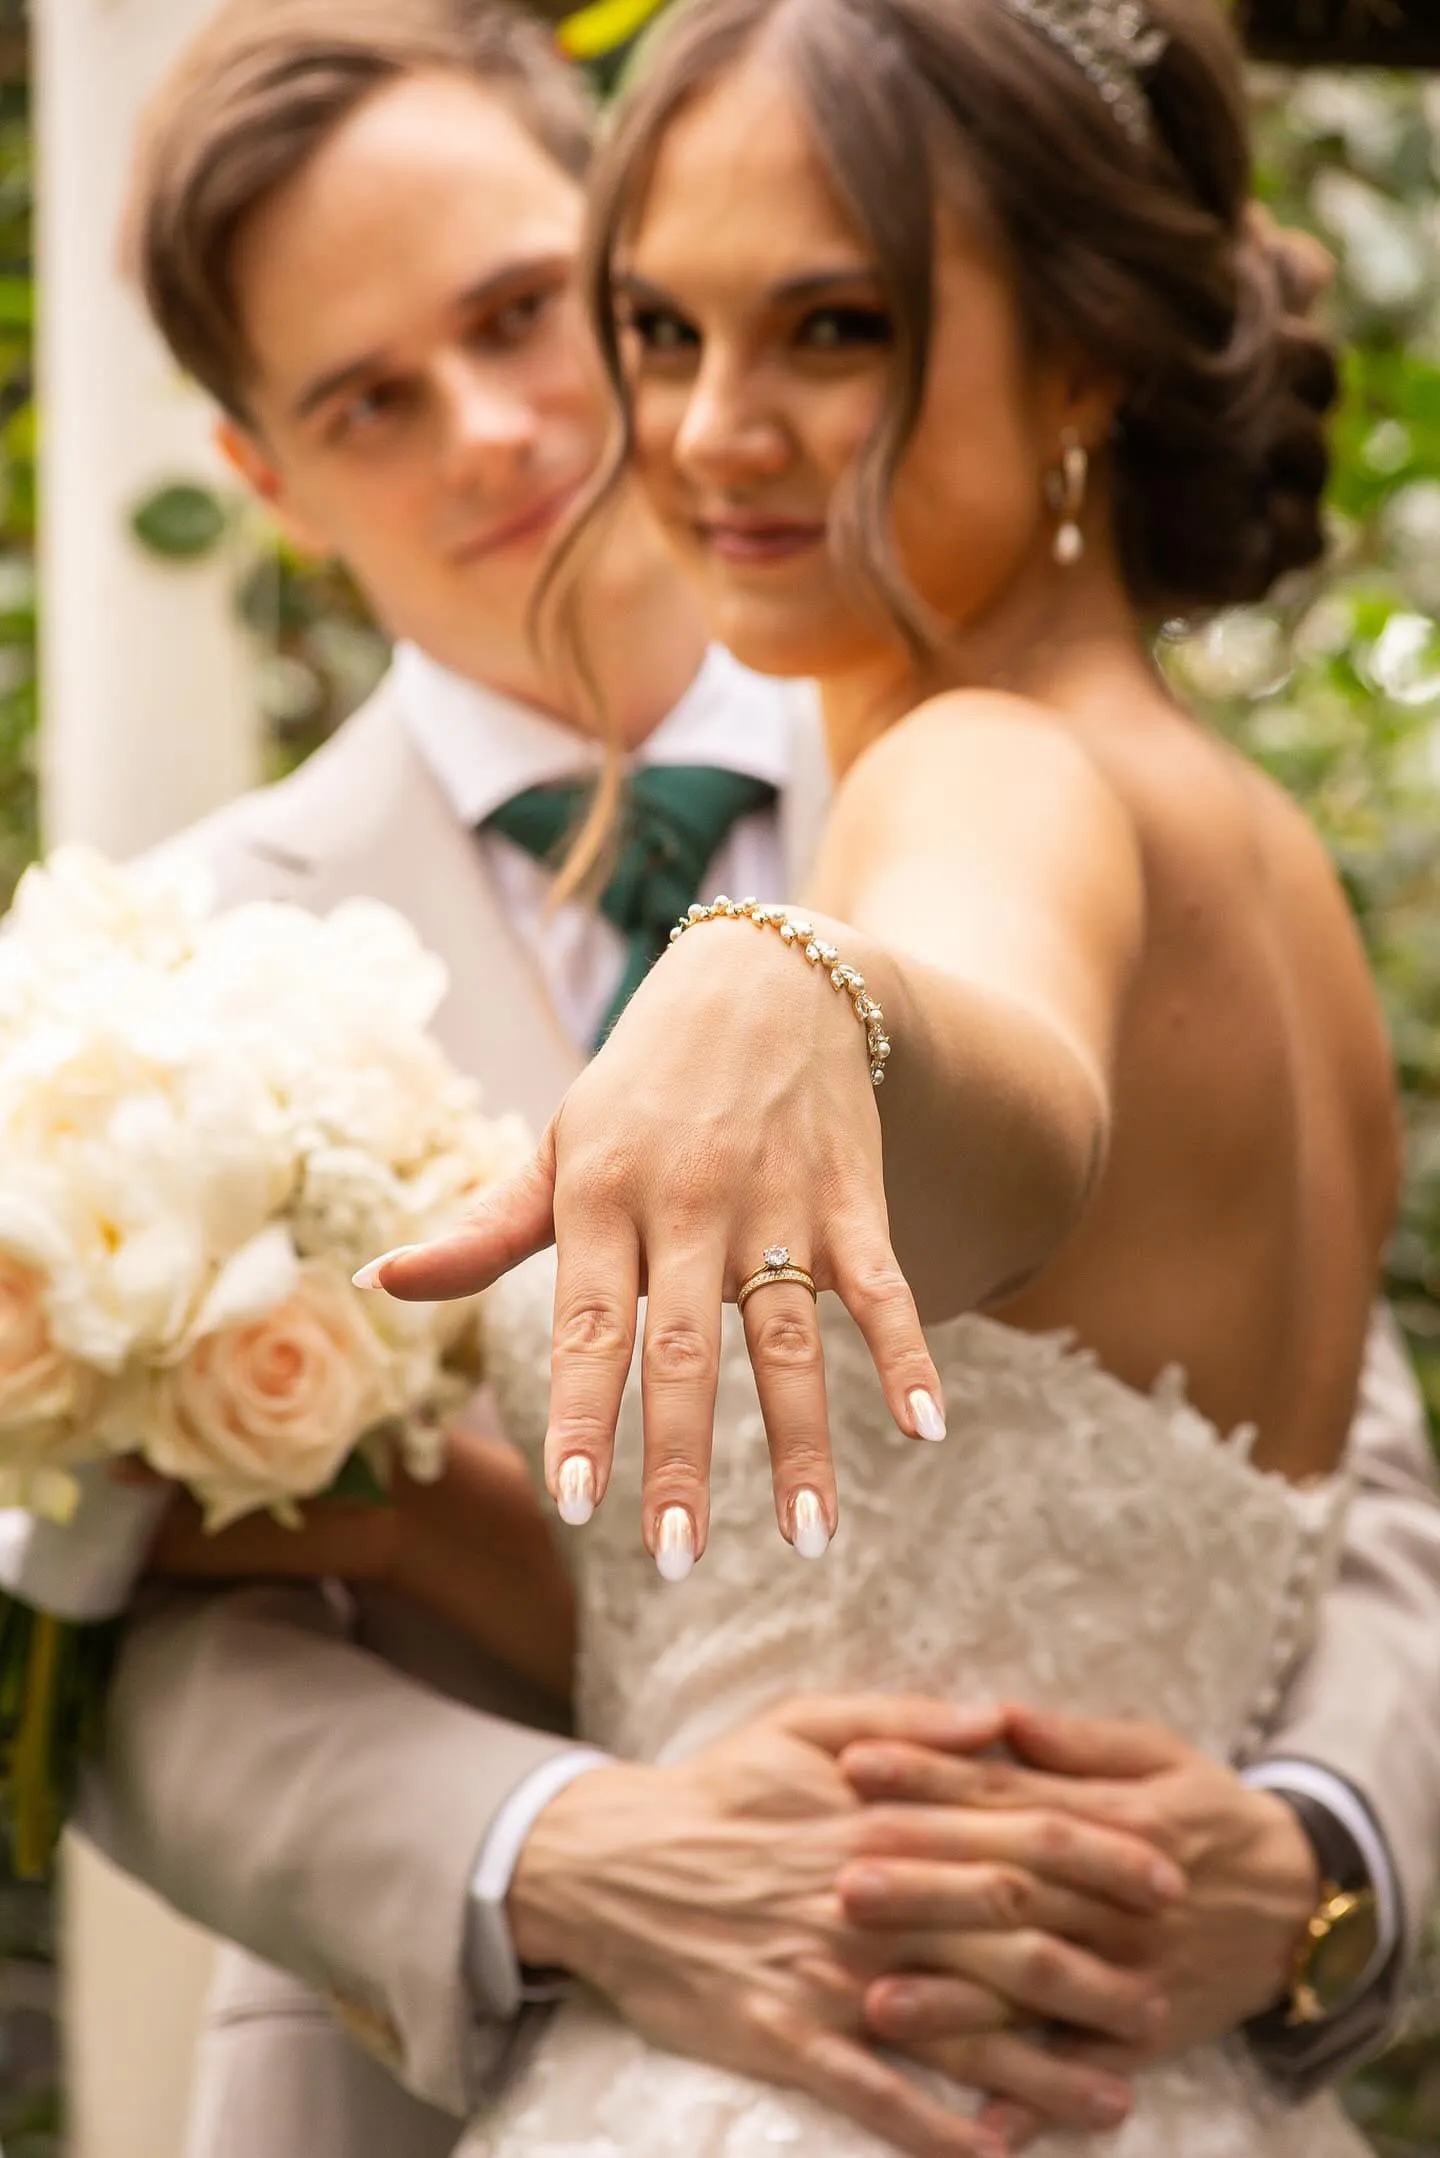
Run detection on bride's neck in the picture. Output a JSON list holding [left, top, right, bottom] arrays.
[[820, 547, 1156, 777]]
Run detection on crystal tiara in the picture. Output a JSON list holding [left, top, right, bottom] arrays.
[[997, 0, 1168, 148]]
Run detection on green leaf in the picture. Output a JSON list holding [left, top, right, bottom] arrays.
[[324, 1450, 391, 1507], [0, 273, 28, 331], [128, 482, 228, 563]]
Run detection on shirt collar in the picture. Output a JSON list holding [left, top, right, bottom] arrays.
[[393, 640, 802, 830]]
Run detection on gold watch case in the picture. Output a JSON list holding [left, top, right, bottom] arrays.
[[1285, 1883, 1381, 2027]]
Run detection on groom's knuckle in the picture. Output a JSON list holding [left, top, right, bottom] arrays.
[[1116, 1797, 1164, 1844], [1019, 1935, 1068, 1993], [857, 1805, 912, 1855], [965, 1760, 1019, 1807], [1031, 1813, 1079, 1865], [982, 1864, 1034, 1926]]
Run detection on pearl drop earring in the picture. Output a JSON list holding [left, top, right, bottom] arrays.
[[1049, 431, 1089, 567]]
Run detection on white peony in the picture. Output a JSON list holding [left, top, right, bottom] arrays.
[[0, 854, 525, 1527]]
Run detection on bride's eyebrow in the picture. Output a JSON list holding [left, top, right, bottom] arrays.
[[614, 267, 885, 311], [613, 271, 681, 311]]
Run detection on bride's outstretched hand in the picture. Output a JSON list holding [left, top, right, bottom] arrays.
[[363, 903, 945, 1574]]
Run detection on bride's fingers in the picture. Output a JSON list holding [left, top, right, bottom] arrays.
[[784, 2021, 1010, 2158], [829, 1228, 947, 1444], [739, 1269, 836, 1556], [541, 1212, 642, 1524], [639, 1247, 724, 1577], [358, 1145, 558, 1300]]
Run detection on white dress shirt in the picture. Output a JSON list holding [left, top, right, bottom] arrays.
[[395, 640, 794, 1051]]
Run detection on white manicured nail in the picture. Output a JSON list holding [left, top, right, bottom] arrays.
[[556, 1456, 596, 1528], [655, 1507, 696, 1582], [907, 1388, 947, 1442], [791, 1488, 830, 1560], [352, 1246, 421, 1291]]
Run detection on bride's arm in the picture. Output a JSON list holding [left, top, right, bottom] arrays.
[[802, 698, 1144, 1316], [147, 1422, 575, 1704], [373, 695, 1144, 1558]]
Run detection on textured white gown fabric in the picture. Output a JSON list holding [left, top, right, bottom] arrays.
[[474, 1263, 1370, 2158]]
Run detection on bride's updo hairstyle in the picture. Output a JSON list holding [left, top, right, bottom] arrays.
[[578, 0, 1339, 626]]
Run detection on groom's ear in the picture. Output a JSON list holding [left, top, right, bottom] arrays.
[[213, 417, 329, 558]]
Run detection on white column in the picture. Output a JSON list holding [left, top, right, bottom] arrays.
[[33, 0, 259, 859], [32, 4, 254, 2153]]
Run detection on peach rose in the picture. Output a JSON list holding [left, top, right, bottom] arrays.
[[0, 1250, 87, 1430], [146, 1265, 388, 1529]]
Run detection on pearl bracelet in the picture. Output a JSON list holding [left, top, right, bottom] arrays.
[[668, 897, 892, 1089]]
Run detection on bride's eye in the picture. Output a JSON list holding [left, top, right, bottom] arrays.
[[626, 307, 701, 362], [797, 305, 892, 354]]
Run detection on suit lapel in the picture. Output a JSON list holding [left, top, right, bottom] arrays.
[[213, 666, 828, 1127], [227, 677, 583, 1135]]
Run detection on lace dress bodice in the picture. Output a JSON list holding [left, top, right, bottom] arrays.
[[468, 1264, 1368, 2158]]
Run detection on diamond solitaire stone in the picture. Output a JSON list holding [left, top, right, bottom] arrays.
[[763, 1246, 790, 1271]]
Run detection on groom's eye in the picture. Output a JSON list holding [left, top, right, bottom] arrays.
[[474, 285, 561, 350], [328, 378, 412, 443]]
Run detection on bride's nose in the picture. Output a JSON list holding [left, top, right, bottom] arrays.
[[674, 350, 791, 484]]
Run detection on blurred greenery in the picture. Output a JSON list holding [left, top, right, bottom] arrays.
[[4, 15, 1440, 2156], [1166, 70, 1440, 2146]]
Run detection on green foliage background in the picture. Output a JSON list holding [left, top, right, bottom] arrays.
[[1, 22, 1439, 2157]]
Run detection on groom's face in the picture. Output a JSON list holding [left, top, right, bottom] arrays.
[[224, 69, 606, 701]]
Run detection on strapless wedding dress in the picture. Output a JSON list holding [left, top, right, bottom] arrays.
[[473, 1264, 1370, 2157]]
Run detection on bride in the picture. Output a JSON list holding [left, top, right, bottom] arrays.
[[376, 0, 1394, 2150]]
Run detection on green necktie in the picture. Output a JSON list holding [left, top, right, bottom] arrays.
[[486, 765, 777, 1048]]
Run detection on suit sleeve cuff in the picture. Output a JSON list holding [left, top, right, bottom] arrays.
[[0, 1466, 170, 1620], [465, 1747, 613, 2021], [1242, 1758, 1400, 1995]]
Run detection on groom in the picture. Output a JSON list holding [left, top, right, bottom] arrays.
[[6, 3, 1437, 2153]]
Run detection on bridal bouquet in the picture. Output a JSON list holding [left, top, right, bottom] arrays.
[[0, 848, 529, 1876]]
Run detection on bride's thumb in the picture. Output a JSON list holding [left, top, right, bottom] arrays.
[[354, 1142, 557, 1302]]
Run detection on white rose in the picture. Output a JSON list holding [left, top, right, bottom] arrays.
[[142, 1265, 389, 1528]]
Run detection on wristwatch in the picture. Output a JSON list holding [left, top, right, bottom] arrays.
[[1246, 1790, 1381, 2046], [1284, 1881, 1380, 2027]]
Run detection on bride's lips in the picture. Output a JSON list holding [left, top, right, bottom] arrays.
[[695, 513, 827, 566], [450, 478, 585, 564]]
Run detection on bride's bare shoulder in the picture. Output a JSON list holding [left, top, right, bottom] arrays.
[[834, 686, 1129, 825]]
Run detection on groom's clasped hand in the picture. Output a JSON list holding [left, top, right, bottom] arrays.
[[509, 1694, 1191, 2155]]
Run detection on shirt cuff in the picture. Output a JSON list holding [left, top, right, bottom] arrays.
[[0, 1465, 170, 1620], [1242, 1758, 1400, 1997], [465, 1748, 613, 2021]]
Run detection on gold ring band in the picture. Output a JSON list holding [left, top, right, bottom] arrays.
[[737, 1245, 818, 1313]]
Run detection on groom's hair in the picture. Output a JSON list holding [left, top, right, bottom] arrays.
[[125, 0, 596, 422]]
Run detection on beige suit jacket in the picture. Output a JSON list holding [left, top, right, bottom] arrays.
[[91, 670, 831, 2155], [90, 675, 1440, 2156]]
